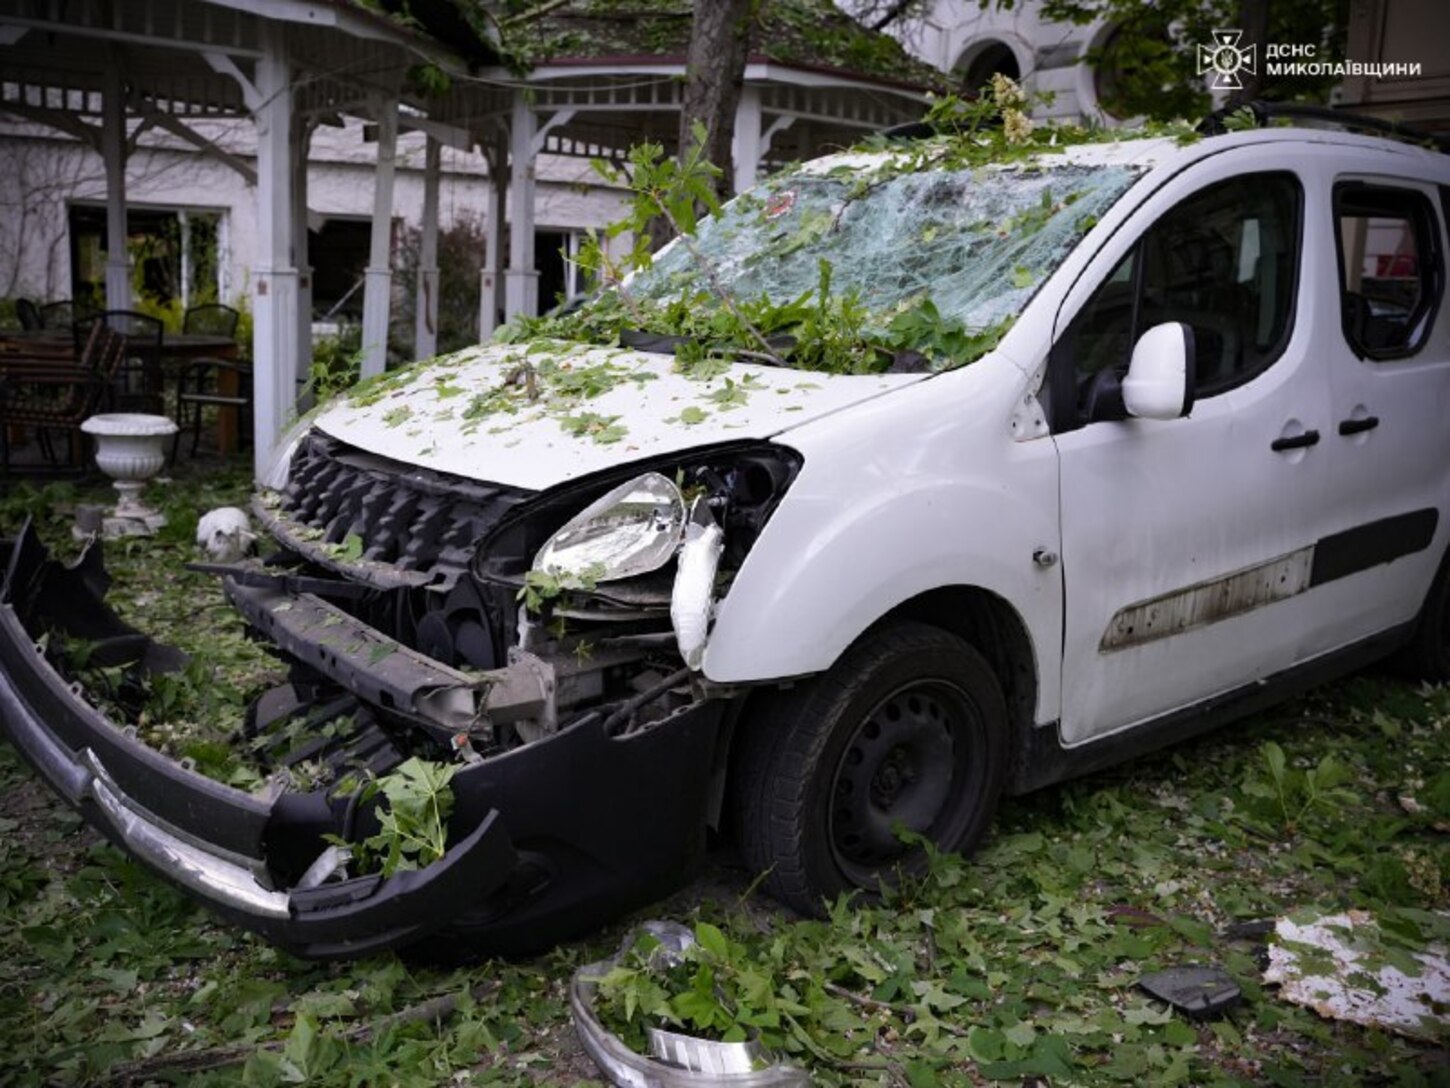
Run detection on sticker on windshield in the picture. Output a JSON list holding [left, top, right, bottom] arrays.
[[765, 191, 797, 219]]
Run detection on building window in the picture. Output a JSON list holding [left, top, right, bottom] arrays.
[[954, 40, 1020, 96], [68, 205, 223, 310], [309, 218, 374, 320], [536, 229, 587, 311]]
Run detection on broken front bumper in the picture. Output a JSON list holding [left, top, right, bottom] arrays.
[[0, 525, 725, 959]]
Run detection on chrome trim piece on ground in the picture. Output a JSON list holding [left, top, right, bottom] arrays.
[[570, 922, 809, 1088]]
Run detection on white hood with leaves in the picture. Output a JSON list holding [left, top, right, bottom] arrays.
[[312, 341, 925, 492]]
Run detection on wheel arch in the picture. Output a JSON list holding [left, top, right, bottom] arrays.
[[709, 584, 1040, 827]]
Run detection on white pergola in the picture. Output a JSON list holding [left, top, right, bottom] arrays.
[[453, 59, 930, 331], [0, 0, 494, 478], [0, 1, 930, 480]]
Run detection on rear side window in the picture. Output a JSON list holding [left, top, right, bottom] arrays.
[[1059, 172, 1302, 424], [1336, 182, 1443, 360]]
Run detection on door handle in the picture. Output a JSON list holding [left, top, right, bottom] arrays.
[[1338, 415, 1380, 436], [1271, 430, 1320, 452]]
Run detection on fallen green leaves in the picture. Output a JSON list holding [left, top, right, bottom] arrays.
[[583, 681, 1448, 1085]]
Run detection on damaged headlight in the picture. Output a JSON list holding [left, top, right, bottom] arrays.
[[474, 443, 803, 632], [533, 472, 687, 583]]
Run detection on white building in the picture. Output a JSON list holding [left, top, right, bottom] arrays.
[[0, 113, 627, 327], [888, 0, 1114, 122]]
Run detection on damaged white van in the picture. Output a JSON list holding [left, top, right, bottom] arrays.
[[3, 105, 1448, 959]]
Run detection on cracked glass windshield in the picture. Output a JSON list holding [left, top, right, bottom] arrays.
[[627, 159, 1143, 362]]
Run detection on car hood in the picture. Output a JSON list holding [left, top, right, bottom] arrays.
[[312, 341, 926, 491]]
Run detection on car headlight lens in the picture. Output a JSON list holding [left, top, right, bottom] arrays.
[[532, 471, 687, 583]]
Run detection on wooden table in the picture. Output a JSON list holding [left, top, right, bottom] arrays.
[[160, 332, 240, 361]]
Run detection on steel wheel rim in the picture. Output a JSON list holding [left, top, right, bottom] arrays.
[[826, 679, 984, 887]]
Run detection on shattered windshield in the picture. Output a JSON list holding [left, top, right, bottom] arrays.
[[630, 160, 1142, 344]]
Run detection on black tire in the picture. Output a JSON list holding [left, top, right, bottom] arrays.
[[733, 620, 1008, 914], [1402, 553, 1450, 680]]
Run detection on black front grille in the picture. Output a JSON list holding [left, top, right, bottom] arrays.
[[278, 432, 531, 587]]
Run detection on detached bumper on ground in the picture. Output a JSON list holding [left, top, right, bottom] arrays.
[[0, 524, 725, 959]]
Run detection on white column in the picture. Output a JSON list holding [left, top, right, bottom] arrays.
[[101, 54, 131, 311], [503, 92, 538, 320], [414, 135, 441, 360], [293, 117, 314, 398], [178, 210, 192, 308], [360, 97, 398, 379], [251, 28, 299, 480], [479, 132, 506, 340], [732, 86, 763, 195]]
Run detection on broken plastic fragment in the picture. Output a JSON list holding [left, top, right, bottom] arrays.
[[1263, 910, 1449, 1042], [1138, 965, 1242, 1019], [671, 513, 724, 671]]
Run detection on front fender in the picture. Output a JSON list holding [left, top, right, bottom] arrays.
[[704, 378, 1063, 724]]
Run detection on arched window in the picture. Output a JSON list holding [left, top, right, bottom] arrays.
[[954, 39, 1020, 96]]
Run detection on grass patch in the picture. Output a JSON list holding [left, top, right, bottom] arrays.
[[0, 473, 1446, 1085]]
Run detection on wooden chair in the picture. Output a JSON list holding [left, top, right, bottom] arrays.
[[15, 299, 42, 330], [80, 310, 164, 414], [174, 303, 248, 459], [38, 299, 91, 330], [182, 303, 240, 338], [0, 320, 126, 473]]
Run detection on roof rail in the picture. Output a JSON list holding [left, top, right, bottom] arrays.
[[1196, 100, 1450, 152]]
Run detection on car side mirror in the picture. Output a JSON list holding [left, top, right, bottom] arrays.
[[1122, 322, 1195, 420]]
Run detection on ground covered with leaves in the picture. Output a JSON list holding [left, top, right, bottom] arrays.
[[0, 472, 1447, 1086]]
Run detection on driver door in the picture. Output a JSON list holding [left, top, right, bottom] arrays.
[[1052, 161, 1331, 745]]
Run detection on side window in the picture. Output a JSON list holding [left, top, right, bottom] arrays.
[[1060, 173, 1302, 424], [1335, 182, 1443, 360]]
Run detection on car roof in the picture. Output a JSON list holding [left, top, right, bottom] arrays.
[[793, 126, 1450, 184]]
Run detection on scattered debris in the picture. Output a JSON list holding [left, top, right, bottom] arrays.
[[97, 981, 500, 1085], [1264, 910, 1449, 1041], [570, 921, 810, 1087], [195, 505, 257, 561], [1221, 920, 1275, 942], [1139, 966, 1243, 1020]]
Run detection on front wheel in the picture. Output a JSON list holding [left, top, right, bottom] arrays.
[[733, 621, 1008, 913]]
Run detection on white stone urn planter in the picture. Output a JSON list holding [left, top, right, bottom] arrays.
[[80, 413, 178, 538]]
